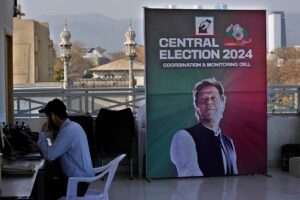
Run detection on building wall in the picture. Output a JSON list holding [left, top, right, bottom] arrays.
[[268, 115, 300, 167], [135, 71, 144, 87], [13, 18, 54, 84], [0, 0, 13, 122], [13, 18, 34, 83], [267, 12, 286, 53], [37, 22, 54, 82]]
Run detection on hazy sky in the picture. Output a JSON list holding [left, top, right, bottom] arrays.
[[21, 0, 300, 19]]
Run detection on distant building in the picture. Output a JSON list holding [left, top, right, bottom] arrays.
[[214, 3, 228, 10], [88, 58, 144, 87], [267, 11, 287, 53], [193, 5, 203, 9], [82, 47, 110, 66], [13, 17, 55, 84]]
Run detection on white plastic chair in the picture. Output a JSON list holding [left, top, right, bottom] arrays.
[[60, 154, 126, 200]]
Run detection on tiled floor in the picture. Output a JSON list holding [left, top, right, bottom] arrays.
[[92, 168, 300, 200]]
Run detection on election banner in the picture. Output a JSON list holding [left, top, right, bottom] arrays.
[[145, 8, 267, 178]]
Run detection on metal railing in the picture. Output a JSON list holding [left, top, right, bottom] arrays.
[[13, 85, 300, 118], [268, 85, 300, 114], [14, 87, 145, 118]]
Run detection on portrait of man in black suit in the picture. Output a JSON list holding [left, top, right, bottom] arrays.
[[170, 78, 238, 177]]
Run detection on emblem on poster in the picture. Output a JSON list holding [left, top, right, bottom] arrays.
[[195, 17, 214, 35], [224, 24, 252, 46]]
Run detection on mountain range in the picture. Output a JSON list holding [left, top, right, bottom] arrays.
[[36, 12, 300, 54], [36, 13, 143, 54]]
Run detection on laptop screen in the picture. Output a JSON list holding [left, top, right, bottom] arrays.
[[0, 126, 6, 153], [2, 134, 16, 155]]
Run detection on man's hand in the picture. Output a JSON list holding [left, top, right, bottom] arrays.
[[41, 121, 49, 132], [28, 139, 40, 152]]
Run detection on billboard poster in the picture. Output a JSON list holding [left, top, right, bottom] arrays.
[[145, 8, 267, 178]]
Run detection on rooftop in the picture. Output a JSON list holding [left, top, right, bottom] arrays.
[[89, 59, 144, 71]]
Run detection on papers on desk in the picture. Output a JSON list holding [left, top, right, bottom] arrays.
[[2, 163, 35, 176], [11, 152, 42, 160]]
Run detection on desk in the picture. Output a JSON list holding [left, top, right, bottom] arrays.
[[0, 159, 45, 199]]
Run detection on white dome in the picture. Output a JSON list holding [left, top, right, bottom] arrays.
[[125, 26, 136, 42], [59, 24, 72, 46]]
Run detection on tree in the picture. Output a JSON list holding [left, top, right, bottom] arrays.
[[267, 47, 300, 85], [267, 57, 278, 85], [53, 43, 64, 81], [110, 45, 145, 63], [53, 41, 92, 81], [69, 41, 93, 78], [274, 47, 300, 60], [135, 45, 145, 63], [54, 68, 64, 82], [110, 51, 126, 61]]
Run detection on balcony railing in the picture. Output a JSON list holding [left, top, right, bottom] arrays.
[[268, 85, 300, 114], [13, 85, 300, 118], [14, 87, 145, 118]]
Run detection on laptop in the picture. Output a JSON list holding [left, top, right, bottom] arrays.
[[1, 133, 41, 160]]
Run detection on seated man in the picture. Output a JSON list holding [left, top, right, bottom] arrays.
[[37, 98, 93, 199]]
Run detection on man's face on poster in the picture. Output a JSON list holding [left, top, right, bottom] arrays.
[[196, 86, 225, 124]]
